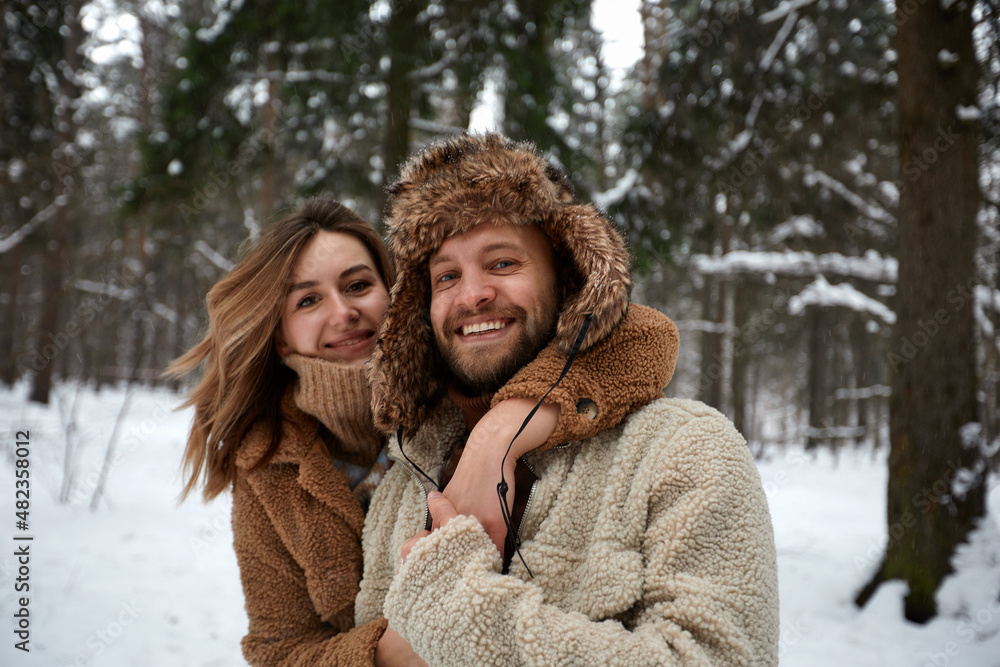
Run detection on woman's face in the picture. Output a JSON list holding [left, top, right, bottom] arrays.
[[276, 231, 390, 365]]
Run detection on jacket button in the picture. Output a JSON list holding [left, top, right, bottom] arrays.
[[576, 399, 598, 420]]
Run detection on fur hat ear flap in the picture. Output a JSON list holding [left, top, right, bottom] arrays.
[[542, 203, 632, 355], [369, 262, 444, 436]]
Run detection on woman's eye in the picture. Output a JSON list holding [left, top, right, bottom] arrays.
[[346, 280, 372, 293], [296, 295, 318, 308], [438, 273, 456, 283]]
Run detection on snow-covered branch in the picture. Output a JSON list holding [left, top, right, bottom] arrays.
[[788, 275, 896, 324], [194, 240, 235, 273], [593, 169, 638, 209], [0, 201, 60, 254], [760, 9, 799, 71], [73, 279, 138, 301], [235, 70, 351, 84], [673, 319, 740, 336], [806, 170, 897, 225], [760, 0, 819, 25], [408, 117, 465, 136], [692, 249, 898, 283]]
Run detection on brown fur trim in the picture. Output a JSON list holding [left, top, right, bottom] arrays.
[[370, 133, 632, 436]]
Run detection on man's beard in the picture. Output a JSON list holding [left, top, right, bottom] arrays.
[[439, 303, 558, 396]]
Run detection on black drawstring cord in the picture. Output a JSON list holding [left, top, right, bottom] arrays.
[[396, 426, 441, 492], [497, 314, 593, 578]]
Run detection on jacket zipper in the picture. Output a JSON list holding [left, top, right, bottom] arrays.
[[515, 456, 539, 547], [387, 450, 430, 531]]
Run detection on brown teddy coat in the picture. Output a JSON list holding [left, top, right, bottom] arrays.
[[231, 305, 678, 666]]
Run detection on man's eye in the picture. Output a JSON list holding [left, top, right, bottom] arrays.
[[438, 273, 456, 283], [493, 260, 514, 269]]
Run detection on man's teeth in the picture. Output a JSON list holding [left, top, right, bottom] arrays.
[[462, 320, 508, 336]]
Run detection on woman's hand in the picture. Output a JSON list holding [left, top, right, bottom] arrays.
[[399, 492, 460, 564], [443, 400, 558, 553], [374, 627, 427, 667]]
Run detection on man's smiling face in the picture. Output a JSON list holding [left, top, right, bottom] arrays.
[[429, 222, 559, 394]]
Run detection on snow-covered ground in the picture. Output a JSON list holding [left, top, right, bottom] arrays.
[[1, 381, 999, 666]]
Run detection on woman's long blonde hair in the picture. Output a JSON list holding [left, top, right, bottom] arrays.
[[166, 198, 394, 501]]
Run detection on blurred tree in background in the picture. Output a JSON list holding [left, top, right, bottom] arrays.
[[2, 0, 1000, 620]]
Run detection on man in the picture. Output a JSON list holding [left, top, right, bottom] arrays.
[[357, 133, 779, 666]]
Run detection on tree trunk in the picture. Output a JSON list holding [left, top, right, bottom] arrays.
[[29, 212, 66, 404], [806, 308, 829, 449], [30, 0, 84, 404], [731, 285, 751, 436], [856, 0, 984, 623], [698, 279, 723, 410], [382, 0, 421, 206], [0, 247, 24, 386], [850, 315, 870, 445]]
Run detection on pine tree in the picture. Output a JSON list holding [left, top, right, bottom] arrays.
[[855, 0, 985, 622]]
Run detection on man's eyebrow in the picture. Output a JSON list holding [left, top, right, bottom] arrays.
[[429, 241, 523, 268], [480, 241, 522, 255], [429, 253, 453, 269]]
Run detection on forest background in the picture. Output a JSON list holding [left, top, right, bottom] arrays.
[[3, 0, 1000, 635]]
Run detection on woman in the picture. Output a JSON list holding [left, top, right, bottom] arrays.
[[167, 197, 676, 665]]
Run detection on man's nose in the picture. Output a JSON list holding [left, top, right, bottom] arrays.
[[455, 270, 496, 310]]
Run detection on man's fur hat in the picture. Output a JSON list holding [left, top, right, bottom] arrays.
[[369, 133, 632, 435]]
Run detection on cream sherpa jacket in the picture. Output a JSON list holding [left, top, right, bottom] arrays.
[[356, 397, 779, 666]]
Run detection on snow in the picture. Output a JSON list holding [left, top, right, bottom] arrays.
[[805, 170, 896, 225], [938, 49, 961, 67], [196, 0, 246, 43], [2, 382, 1000, 666], [692, 249, 898, 283], [592, 169, 638, 209], [788, 275, 897, 324], [956, 105, 982, 122], [765, 214, 826, 246]]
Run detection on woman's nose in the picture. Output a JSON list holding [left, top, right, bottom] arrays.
[[325, 294, 360, 325]]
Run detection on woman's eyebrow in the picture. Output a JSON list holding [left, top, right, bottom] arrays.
[[286, 280, 318, 295], [339, 263, 373, 279]]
